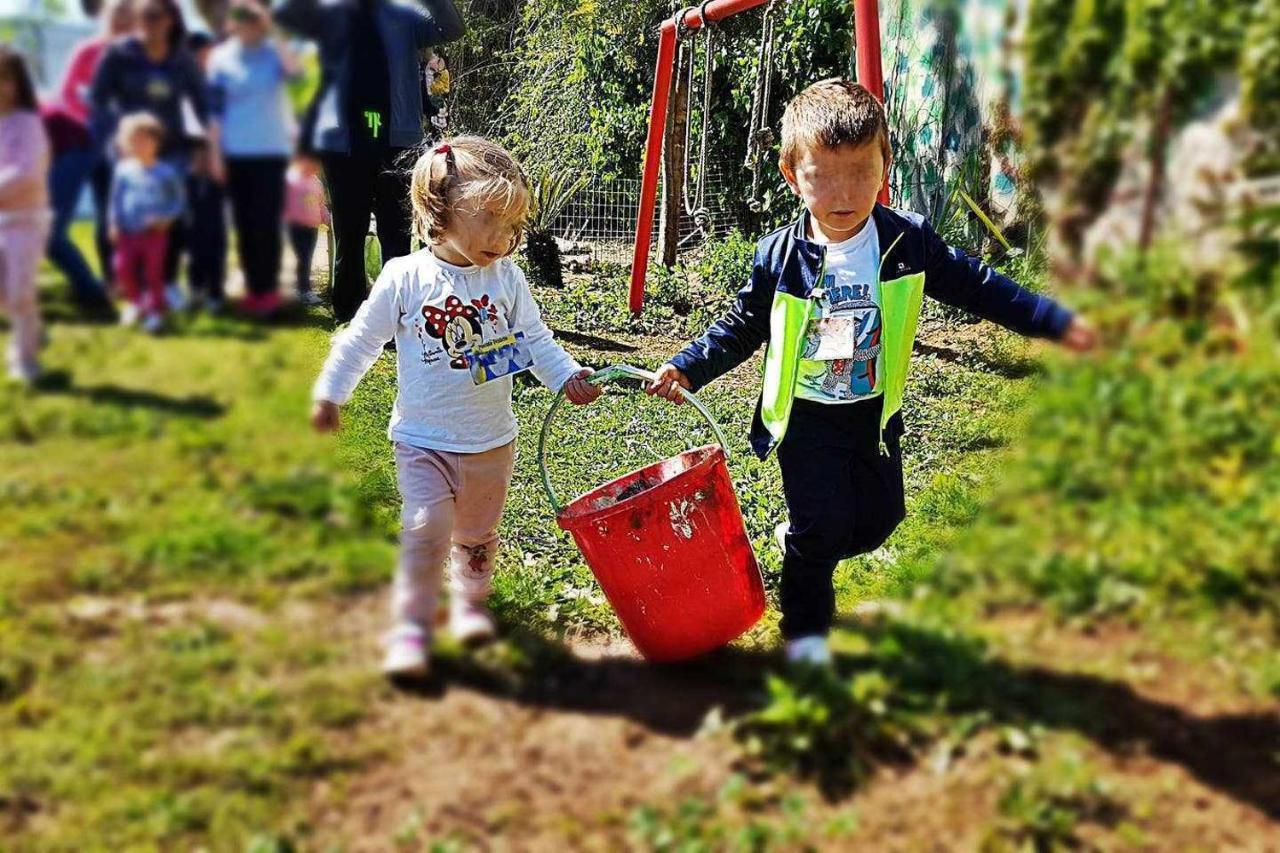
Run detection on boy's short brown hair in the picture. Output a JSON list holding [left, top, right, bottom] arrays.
[[780, 78, 891, 168]]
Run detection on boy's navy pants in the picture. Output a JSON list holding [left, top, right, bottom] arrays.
[[775, 396, 907, 639]]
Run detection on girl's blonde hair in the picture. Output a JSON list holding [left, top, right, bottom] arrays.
[[409, 136, 531, 251], [117, 111, 166, 149]]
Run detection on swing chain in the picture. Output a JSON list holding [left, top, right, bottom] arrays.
[[745, 0, 779, 214]]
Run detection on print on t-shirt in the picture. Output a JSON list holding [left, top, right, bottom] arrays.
[[798, 278, 882, 400], [412, 292, 535, 384]]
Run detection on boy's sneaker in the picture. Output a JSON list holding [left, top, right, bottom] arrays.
[[142, 313, 165, 335], [449, 598, 497, 645], [785, 635, 832, 667], [775, 521, 790, 554], [298, 291, 323, 306], [118, 302, 141, 327], [382, 624, 430, 678]]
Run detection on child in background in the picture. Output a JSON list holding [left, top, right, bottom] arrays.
[[186, 139, 227, 312], [109, 113, 185, 334], [284, 153, 329, 306], [0, 47, 52, 384], [311, 136, 601, 679], [648, 80, 1098, 666]]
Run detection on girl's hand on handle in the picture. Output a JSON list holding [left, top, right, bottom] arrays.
[[1060, 316, 1099, 353], [563, 369, 603, 406], [311, 400, 341, 433], [646, 364, 691, 405]]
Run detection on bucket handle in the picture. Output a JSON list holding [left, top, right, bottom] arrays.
[[537, 364, 730, 514]]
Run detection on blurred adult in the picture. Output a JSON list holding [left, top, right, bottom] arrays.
[[50, 0, 133, 303], [89, 0, 207, 308], [273, 0, 464, 324], [208, 0, 300, 315]]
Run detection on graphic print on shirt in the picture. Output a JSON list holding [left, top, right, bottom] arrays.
[[414, 293, 505, 369], [799, 275, 882, 400], [417, 295, 483, 368]]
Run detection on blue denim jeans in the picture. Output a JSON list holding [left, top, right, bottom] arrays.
[[46, 145, 105, 304]]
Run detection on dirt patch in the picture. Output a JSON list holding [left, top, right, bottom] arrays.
[[303, 597, 1280, 849]]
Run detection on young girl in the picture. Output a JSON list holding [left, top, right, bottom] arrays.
[[311, 136, 601, 678], [0, 47, 52, 384], [109, 112, 185, 333], [283, 153, 329, 306]]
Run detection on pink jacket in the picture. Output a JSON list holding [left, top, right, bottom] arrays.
[[0, 111, 51, 214], [284, 167, 330, 229], [59, 37, 107, 126]]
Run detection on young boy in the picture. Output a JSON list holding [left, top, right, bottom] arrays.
[[647, 79, 1097, 665], [109, 112, 185, 333]]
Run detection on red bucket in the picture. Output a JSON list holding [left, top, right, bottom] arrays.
[[539, 366, 765, 662]]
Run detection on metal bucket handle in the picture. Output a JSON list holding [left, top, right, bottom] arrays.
[[537, 364, 730, 514]]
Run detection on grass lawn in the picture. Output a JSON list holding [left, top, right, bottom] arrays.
[[1, 224, 1275, 849]]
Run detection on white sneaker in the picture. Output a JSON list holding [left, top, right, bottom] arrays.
[[785, 635, 832, 667], [298, 291, 323, 306], [775, 521, 790, 553], [142, 313, 165, 335], [165, 283, 187, 312], [119, 302, 141, 327], [7, 361, 39, 386], [382, 624, 430, 678], [449, 598, 497, 645]]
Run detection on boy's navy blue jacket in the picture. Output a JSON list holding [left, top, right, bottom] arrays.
[[669, 205, 1075, 459]]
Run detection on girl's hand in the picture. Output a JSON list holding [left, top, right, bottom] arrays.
[[311, 400, 341, 432], [563, 369, 603, 406], [646, 363, 691, 405], [1060, 316, 1099, 353], [210, 155, 227, 186]]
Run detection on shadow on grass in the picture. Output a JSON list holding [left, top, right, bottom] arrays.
[[551, 329, 639, 354], [841, 619, 1280, 819], [913, 340, 1043, 379], [415, 618, 1278, 817], [37, 370, 226, 418]]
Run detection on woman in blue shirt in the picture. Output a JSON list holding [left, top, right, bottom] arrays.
[[207, 0, 300, 315]]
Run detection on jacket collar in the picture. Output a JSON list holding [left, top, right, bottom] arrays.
[[780, 205, 911, 297]]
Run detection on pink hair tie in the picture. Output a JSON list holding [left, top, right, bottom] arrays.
[[436, 143, 452, 155]]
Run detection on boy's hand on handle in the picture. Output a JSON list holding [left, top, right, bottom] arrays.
[[1060, 316, 1099, 353], [311, 400, 341, 433], [563, 369, 603, 406], [646, 364, 691, 405]]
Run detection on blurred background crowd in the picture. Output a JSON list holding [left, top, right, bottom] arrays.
[[2, 0, 454, 373]]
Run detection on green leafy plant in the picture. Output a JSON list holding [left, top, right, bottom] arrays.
[[990, 751, 1124, 850], [735, 668, 916, 798], [525, 171, 588, 289]]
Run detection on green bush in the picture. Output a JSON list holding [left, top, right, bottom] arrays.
[[933, 251, 1280, 621]]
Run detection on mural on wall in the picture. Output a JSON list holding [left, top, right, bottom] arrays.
[[878, 0, 1026, 242]]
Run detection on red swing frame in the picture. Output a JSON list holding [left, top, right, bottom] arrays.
[[628, 0, 888, 313]]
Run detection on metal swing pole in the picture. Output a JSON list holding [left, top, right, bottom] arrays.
[[629, 0, 887, 314], [854, 0, 891, 205]]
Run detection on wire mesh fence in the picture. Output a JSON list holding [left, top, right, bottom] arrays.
[[547, 162, 742, 266]]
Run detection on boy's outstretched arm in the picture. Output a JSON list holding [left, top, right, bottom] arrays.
[[648, 246, 774, 402], [920, 220, 1096, 350]]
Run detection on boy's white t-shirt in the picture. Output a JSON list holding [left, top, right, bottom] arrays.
[[794, 218, 884, 405], [313, 249, 582, 453]]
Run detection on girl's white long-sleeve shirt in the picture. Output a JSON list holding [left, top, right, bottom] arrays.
[[313, 249, 582, 453]]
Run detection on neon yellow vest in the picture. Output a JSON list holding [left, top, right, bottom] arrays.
[[760, 236, 924, 452]]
